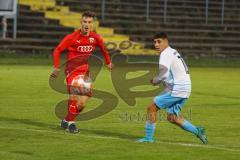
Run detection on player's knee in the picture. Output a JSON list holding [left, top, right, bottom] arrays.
[[167, 114, 184, 125], [77, 101, 85, 110], [147, 103, 158, 112], [70, 95, 78, 101], [175, 115, 184, 125], [77, 105, 85, 113], [167, 114, 177, 123], [147, 105, 152, 112]]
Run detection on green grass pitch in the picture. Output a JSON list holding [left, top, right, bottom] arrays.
[[0, 64, 240, 160]]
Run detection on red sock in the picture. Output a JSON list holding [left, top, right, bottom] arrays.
[[65, 99, 79, 121]]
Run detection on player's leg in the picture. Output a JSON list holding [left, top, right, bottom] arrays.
[[61, 71, 77, 128], [76, 95, 89, 113], [167, 112, 198, 135], [61, 71, 90, 133], [61, 94, 79, 132], [138, 92, 174, 143], [60, 72, 75, 130], [167, 99, 208, 144], [67, 95, 90, 133], [137, 102, 158, 142]]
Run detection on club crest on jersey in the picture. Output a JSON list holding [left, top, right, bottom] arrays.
[[76, 40, 81, 43], [89, 37, 94, 43]]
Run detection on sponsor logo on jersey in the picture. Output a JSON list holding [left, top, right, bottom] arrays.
[[77, 45, 93, 52], [89, 37, 94, 43]]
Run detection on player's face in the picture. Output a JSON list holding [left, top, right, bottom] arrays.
[[81, 16, 93, 35], [154, 38, 169, 53]]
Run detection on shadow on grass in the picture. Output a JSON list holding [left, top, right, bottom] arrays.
[[0, 117, 60, 131], [81, 128, 140, 140], [0, 117, 140, 141]]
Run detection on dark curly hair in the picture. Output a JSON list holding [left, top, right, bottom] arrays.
[[82, 11, 96, 18]]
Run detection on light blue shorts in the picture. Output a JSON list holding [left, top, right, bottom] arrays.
[[153, 92, 187, 116]]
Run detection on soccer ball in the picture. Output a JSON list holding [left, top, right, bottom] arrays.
[[70, 75, 93, 96]]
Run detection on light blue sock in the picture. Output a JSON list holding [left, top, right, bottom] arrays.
[[145, 121, 156, 139], [182, 120, 198, 135]]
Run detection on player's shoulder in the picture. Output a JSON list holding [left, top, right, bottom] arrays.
[[71, 30, 81, 37], [166, 46, 177, 54], [161, 46, 173, 56], [89, 31, 103, 40], [63, 30, 79, 40]]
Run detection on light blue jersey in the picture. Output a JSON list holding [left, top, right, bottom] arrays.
[[138, 44, 207, 144], [158, 46, 191, 98], [153, 46, 191, 113]]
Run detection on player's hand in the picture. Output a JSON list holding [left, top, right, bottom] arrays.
[[150, 79, 157, 86], [51, 68, 60, 78], [106, 63, 114, 71]]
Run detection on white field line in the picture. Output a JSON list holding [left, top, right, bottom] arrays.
[[0, 126, 239, 152]]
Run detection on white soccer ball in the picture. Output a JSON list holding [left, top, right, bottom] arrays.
[[71, 75, 93, 96]]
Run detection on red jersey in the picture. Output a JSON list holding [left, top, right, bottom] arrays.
[[53, 30, 111, 74]]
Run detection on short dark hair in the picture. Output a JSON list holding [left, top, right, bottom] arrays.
[[153, 32, 168, 40], [82, 11, 96, 18]]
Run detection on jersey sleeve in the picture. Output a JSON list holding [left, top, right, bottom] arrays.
[[158, 52, 172, 81], [152, 64, 168, 84], [53, 34, 72, 68], [159, 52, 172, 70], [96, 35, 111, 64]]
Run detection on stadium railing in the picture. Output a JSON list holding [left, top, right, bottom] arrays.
[[0, 0, 18, 39], [100, 0, 226, 24]]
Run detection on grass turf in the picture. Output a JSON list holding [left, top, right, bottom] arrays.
[[0, 64, 240, 160]]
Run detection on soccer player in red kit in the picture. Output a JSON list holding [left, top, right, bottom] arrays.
[[51, 11, 113, 133]]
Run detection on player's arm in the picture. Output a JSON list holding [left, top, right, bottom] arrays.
[[96, 35, 113, 71], [151, 53, 171, 85], [151, 64, 168, 85], [51, 35, 72, 78]]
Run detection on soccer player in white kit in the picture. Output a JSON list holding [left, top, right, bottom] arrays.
[[137, 32, 208, 144]]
